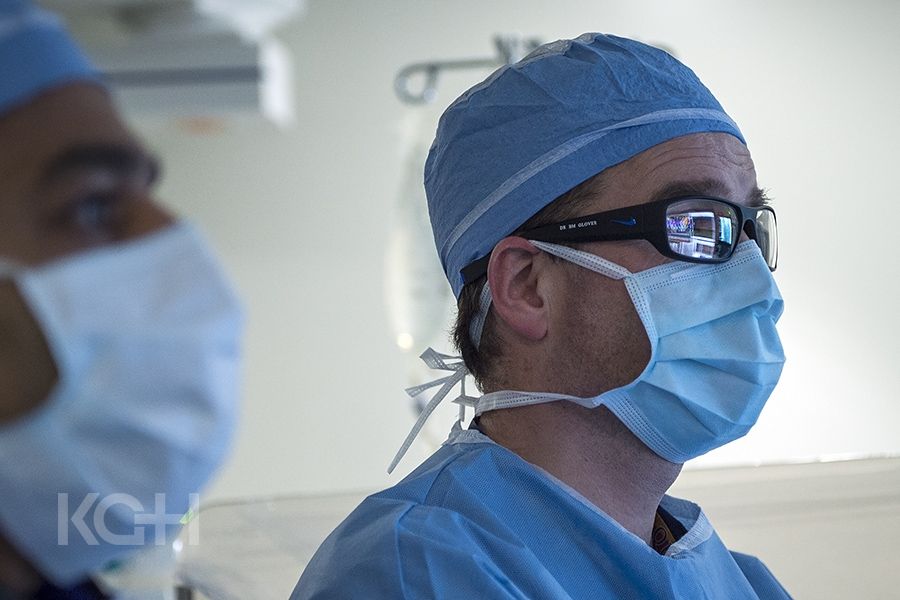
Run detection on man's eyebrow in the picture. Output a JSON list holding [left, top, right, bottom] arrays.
[[40, 143, 161, 185], [650, 178, 772, 207], [649, 178, 732, 203], [748, 186, 773, 208]]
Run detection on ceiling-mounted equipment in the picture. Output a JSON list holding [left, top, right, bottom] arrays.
[[38, 0, 304, 125], [394, 34, 542, 104]]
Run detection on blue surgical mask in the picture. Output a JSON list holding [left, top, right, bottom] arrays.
[[0, 222, 243, 586], [470, 240, 786, 463]]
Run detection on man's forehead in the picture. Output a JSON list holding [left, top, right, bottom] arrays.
[[0, 83, 124, 140], [0, 85, 135, 186], [576, 133, 759, 212]]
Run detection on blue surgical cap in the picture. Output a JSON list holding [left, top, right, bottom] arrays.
[[426, 33, 745, 297], [0, 0, 100, 117]]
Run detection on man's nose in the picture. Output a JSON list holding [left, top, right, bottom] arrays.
[[119, 199, 176, 243]]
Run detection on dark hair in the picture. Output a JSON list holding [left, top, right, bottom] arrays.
[[451, 172, 607, 390]]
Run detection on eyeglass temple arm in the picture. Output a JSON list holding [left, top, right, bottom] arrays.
[[460, 206, 645, 285]]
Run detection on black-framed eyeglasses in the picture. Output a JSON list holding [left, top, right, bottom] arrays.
[[460, 196, 778, 285]]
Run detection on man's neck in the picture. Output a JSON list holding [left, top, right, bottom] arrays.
[[476, 403, 682, 545]]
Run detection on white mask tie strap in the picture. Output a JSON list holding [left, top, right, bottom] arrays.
[[530, 240, 632, 280], [468, 240, 631, 349], [468, 282, 494, 348], [388, 348, 478, 473]]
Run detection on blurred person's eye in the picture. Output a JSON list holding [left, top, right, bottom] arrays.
[[44, 178, 156, 246], [38, 144, 161, 242], [46, 173, 127, 233], [66, 190, 125, 231]]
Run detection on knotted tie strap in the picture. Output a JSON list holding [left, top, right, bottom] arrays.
[[388, 348, 478, 473]]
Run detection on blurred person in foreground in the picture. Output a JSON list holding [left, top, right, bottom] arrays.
[[0, 1, 243, 597], [293, 33, 790, 599]]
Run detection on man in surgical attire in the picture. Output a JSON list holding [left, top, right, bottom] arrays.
[[0, 2, 243, 597], [293, 33, 790, 599]]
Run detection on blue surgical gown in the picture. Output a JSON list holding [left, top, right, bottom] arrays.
[[292, 425, 792, 599]]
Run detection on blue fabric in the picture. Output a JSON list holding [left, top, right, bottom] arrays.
[[0, 0, 101, 117], [424, 33, 745, 297], [292, 427, 792, 599]]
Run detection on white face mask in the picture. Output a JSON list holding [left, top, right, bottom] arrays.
[[0, 223, 243, 586]]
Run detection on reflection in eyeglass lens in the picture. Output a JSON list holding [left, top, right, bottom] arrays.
[[666, 206, 736, 260]]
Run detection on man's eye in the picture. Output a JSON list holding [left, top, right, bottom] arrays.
[[66, 192, 123, 230]]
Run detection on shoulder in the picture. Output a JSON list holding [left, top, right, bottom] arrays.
[[730, 551, 793, 599], [292, 497, 531, 599], [292, 440, 562, 599], [292, 439, 576, 599]]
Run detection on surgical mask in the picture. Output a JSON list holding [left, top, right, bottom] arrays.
[[0, 222, 243, 586], [471, 240, 785, 463]]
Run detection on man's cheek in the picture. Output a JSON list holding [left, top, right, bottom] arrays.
[[0, 281, 58, 423]]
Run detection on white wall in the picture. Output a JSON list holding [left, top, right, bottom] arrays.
[[128, 0, 900, 501]]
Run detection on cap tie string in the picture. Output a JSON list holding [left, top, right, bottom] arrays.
[[388, 348, 477, 473]]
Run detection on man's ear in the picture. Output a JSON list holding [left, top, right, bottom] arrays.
[[486, 237, 549, 341]]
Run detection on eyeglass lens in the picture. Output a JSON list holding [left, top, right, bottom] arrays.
[[665, 199, 739, 261], [754, 209, 778, 269]]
